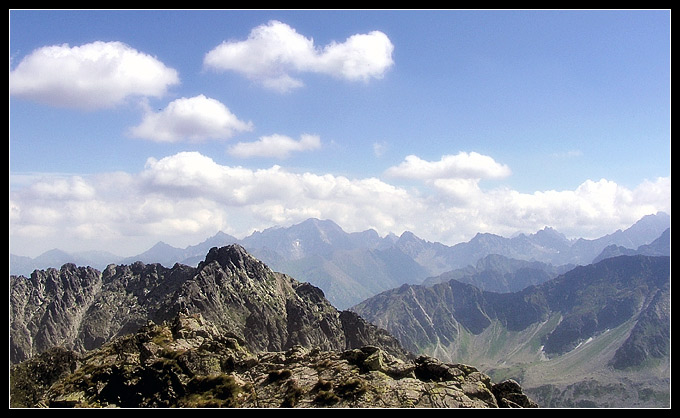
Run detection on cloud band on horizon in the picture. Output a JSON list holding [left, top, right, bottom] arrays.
[[9, 150, 670, 257]]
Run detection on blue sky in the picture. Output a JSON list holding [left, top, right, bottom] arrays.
[[10, 10, 671, 257]]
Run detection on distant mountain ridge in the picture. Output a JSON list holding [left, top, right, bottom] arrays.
[[591, 227, 670, 264], [422, 226, 670, 292], [352, 254, 670, 407], [10, 212, 671, 309], [421, 254, 576, 292], [10, 249, 124, 278]]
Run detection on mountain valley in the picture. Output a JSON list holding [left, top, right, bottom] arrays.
[[352, 254, 670, 407]]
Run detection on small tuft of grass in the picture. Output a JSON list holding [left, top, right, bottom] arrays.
[[314, 359, 334, 370], [313, 379, 333, 392], [281, 383, 305, 407], [336, 378, 367, 399], [313, 390, 340, 406], [180, 374, 243, 408]]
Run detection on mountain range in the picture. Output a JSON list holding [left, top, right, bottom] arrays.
[[10, 244, 538, 408], [422, 225, 670, 293], [10, 212, 671, 310], [351, 254, 670, 407], [10, 220, 671, 407]]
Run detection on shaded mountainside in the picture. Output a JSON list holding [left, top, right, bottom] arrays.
[[353, 255, 669, 360], [352, 255, 670, 407], [10, 312, 537, 408], [10, 245, 406, 366], [422, 253, 575, 293]]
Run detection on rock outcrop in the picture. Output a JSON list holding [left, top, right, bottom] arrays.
[[10, 264, 102, 362], [10, 245, 408, 365], [10, 312, 537, 408]]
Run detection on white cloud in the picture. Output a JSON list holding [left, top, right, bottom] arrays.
[[10, 41, 179, 109], [431, 178, 485, 205], [204, 20, 394, 92], [385, 152, 512, 180], [260, 74, 305, 94], [129, 95, 253, 142], [9, 151, 670, 257], [22, 176, 96, 201], [228, 134, 321, 159], [470, 177, 666, 240], [315, 31, 395, 81]]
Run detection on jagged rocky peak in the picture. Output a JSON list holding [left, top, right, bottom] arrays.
[[199, 244, 267, 275], [532, 226, 571, 246], [11, 243, 410, 367]]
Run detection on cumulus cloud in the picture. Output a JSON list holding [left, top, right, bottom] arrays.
[[228, 134, 321, 159], [138, 152, 408, 211], [9, 151, 670, 257], [385, 152, 512, 180], [204, 20, 394, 92], [129, 95, 253, 142], [10, 41, 179, 109]]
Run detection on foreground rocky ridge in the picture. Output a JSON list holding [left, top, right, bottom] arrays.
[[10, 245, 406, 365], [10, 312, 537, 408]]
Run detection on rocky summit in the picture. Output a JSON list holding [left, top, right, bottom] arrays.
[[10, 245, 406, 365], [10, 312, 537, 408]]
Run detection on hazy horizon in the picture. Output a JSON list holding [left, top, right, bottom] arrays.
[[10, 211, 669, 260]]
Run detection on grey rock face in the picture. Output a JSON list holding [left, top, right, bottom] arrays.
[[10, 245, 406, 365], [10, 264, 102, 363]]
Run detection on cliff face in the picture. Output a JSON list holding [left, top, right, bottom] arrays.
[[10, 312, 538, 408], [10, 264, 103, 362], [10, 245, 407, 365]]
